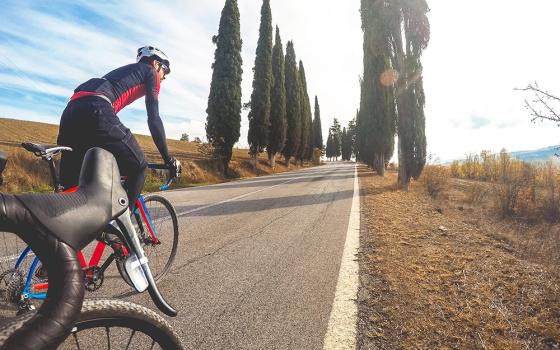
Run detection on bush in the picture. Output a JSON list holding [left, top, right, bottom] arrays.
[[541, 161, 560, 222], [422, 165, 450, 198], [312, 148, 322, 165]]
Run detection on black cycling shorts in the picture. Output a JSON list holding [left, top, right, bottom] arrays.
[[57, 96, 148, 189]]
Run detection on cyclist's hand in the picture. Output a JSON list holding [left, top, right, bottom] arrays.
[[168, 157, 181, 179]]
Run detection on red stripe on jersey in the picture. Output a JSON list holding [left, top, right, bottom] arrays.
[[155, 70, 161, 100], [70, 91, 104, 101], [113, 84, 146, 114]]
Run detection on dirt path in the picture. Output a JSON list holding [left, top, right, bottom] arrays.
[[357, 166, 560, 349]]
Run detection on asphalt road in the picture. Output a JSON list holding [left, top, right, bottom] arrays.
[[2, 162, 358, 349]]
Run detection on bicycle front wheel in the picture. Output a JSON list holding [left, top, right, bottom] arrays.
[[0, 299, 184, 349], [61, 300, 183, 349], [130, 195, 179, 282]]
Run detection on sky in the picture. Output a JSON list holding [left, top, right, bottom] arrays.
[[0, 0, 558, 162]]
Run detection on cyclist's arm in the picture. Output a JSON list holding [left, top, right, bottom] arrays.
[[145, 70, 171, 163]]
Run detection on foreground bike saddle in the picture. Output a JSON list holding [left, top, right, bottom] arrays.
[[13, 147, 129, 250], [0, 147, 130, 349]]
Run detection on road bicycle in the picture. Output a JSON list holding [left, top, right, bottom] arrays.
[[0, 147, 183, 349], [0, 143, 179, 313]]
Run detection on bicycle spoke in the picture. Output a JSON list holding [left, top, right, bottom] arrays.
[[73, 332, 82, 350], [125, 330, 136, 350], [106, 327, 111, 350]]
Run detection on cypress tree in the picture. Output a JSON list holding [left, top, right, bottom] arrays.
[[206, 0, 243, 175], [329, 118, 342, 161], [267, 26, 287, 167], [297, 61, 312, 164], [356, 0, 429, 186], [359, 0, 397, 176], [281, 41, 302, 165], [247, 0, 273, 169], [326, 130, 333, 161], [341, 127, 349, 161], [392, 0, 430, 189], [312, 96, 323, 151], [347, 118, 357, 159]]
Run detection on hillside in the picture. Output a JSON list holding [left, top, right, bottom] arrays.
[[0, 117, 243, 162], [0, 117, 310, 193], [510, 145, 560, 162]]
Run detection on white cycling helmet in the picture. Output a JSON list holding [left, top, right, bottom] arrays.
[[136, 46, 170, 75]]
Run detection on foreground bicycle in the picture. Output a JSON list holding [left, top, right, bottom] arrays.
[[1, 143, 179, 312], [0, 147, 183, 349]]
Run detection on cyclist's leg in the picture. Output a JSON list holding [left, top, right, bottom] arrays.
[[106, 133, 147, 211], [57, 98, 98, 189], [94, 111, 148, 210]]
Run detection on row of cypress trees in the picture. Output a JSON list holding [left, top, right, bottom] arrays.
[[325, 118, 356, 161], [356, 0, 430, 189], [206, 0, 324, 174]]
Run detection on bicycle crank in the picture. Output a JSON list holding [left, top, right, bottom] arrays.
[[84, 266, 104, 292]]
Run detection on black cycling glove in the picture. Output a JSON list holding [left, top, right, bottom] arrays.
[[167, 157, 182, 179]]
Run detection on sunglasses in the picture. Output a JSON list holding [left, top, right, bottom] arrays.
[[157, 62, 170, 80]]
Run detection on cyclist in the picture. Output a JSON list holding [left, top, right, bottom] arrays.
[[57, 46, 180, 210]]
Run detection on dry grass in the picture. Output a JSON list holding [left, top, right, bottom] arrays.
[[357, 166, 560, 349], [0, 117, 314, 193]]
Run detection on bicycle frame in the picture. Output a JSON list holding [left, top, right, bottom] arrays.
[[11, 152, 172, 302], [14, 195, 159, 301]]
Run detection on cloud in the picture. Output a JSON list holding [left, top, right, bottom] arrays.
[[0, 0, 362, 145], [3, 0, 559, 158]]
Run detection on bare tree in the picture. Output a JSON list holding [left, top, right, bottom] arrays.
[[517, 82, 560, 125]]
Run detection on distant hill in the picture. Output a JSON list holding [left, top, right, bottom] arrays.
[[0, 117, 253, 162], [444, 145, 560, 164], [509, 145, 560, 162]]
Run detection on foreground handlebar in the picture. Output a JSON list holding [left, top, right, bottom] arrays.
[[115, 211, 178, 317]]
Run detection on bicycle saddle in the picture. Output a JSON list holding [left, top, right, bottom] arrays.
[[21, 142, 72, 158], [14, 147, 129, 250]]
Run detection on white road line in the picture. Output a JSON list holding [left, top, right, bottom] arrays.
[[323, 164, 360, 349]]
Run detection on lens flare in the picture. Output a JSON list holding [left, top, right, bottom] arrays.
[[380, 69, 399, 87]]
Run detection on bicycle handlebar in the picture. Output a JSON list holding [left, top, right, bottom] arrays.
[[0, 195, 85, 349], [147, 163, 177, 191]]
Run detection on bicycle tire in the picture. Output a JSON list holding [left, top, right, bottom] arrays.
[[0, 299, 184, 349], [118, 195, 179, 284]]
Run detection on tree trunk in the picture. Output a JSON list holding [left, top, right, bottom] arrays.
[[285, 156, 290, 166], [374, 154, 385, 177], [269, 152, 276, 167], [252, 153, 258, 170], [397, 137, 409, 191]]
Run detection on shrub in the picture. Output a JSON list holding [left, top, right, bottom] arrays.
[[541, 161, 560, 222], [312, 148, 322, 165], [422, 165, 450, 198]]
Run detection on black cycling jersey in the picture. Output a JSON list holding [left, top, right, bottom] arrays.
[[71, 62, 170, 163]]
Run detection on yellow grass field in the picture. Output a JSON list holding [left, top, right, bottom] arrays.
[[0, 117, 309, 193]]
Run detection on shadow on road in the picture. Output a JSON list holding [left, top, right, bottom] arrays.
[[176, 189, 355, 217], [184, 168, 356, 192]]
